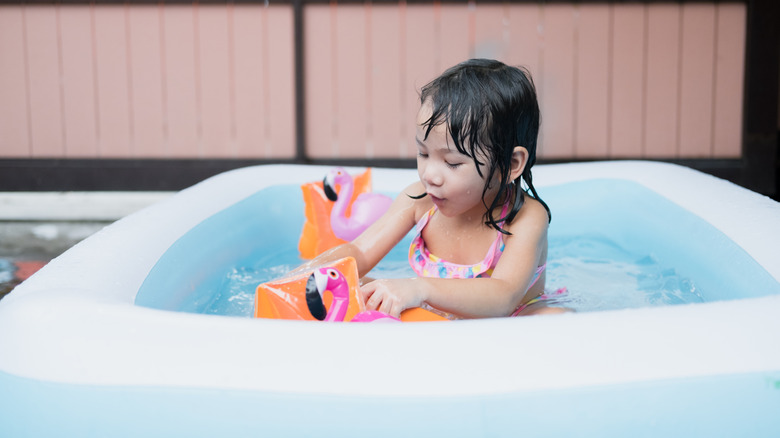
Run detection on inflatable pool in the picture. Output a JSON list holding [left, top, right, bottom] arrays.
[[1, 162, 779, 437]]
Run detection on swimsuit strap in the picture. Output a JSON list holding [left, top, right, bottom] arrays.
[[511, 286, 567, 317], [527, 263, 546, 290], [408, 200, 512, 279]]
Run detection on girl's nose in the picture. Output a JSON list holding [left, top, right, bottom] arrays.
[[422, 164, 443, 187]]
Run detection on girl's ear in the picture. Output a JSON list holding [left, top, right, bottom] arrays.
[[509, 146, 529, 181]]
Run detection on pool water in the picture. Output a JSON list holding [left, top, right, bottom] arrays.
[[202, 233, 704, 317], [136, 179, 779, 315], [546, 235, 703, 312]]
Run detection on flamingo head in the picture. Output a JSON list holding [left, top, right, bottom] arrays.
[[305, 267, 350, 321], [322, 167, 350, 201]]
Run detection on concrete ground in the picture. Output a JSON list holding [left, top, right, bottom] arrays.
[[0, 191, 173, 299]]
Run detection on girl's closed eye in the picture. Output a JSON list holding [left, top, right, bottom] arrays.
[[445, 161, 462, 169]]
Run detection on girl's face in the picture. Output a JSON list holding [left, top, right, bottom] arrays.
[[415, 102, 498, 219]]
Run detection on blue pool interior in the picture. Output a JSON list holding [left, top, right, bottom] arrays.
[[136, 179, 780, 314]]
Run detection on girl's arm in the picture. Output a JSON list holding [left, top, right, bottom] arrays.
[[361, 197, 549, 318], [287, 182, 423, 277]]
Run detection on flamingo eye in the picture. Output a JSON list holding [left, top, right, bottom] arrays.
[[327, 269, 339, 279]]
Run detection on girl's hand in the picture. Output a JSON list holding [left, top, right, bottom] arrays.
[[360, 279, 427, 319]]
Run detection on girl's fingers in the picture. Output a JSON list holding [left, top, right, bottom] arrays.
[[389, 302, 403, 319], [364, 288, 381, 310], [360, 284, 375, 306], [361, 280, 408, 317], [378, 299, 393, 316], [360, 285, 374, 301]]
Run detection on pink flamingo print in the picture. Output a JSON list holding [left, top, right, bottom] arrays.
[[305, 267, 399, 323], [323, 167, 392, 241]]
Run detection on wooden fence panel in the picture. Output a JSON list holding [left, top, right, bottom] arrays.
[[540, 5, 576, 159], [0, 2, 746, 163], [264, 6, 295, 158], [713, 3, 745, 158], [474, 4, 507, 63], [25, 6, 65, 157], [506, 5, 541, 84], [574, 4, 610, 159], [679, 3, 717, 158], [645, 4, 681, 159], [301, 2, 745, 161], [60, 6, 99, 158], [129, 5, 166, 158], [163, 5, 199, 158], [94, 5, 132, 158], [304, 4, 334, 158], [0, 3, 295, 160], [368, 4, 403, 159], [231, 4, 264, 158], [438, 4, 470, 76], [0, 6, 30, 157], [403, 4, 438, 158], [609, 5, 645, 158], [334, 5, 369, 158], [197, 5, 233, 158]]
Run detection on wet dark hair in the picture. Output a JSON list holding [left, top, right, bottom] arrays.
[[417, 58, 551, 233]]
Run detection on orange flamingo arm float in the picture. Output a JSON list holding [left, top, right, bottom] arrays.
[[254, 257, 446, 322]]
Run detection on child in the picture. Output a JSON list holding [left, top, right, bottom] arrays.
[[295, 58, 565, 319]]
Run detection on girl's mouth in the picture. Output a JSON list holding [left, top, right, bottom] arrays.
[[429, 194, 444, 205]]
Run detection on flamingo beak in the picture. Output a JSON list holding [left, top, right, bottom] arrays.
[[323, 175, 338, 201], [305, 271, 328, 321]]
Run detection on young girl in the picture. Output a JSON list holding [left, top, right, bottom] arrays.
[[296, 58, 565, 319]]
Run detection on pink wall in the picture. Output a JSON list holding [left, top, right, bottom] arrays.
[[0, 2, 745, 161]]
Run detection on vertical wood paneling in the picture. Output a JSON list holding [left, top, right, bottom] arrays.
[[712, 3, 745, 158], [94, 5, 132, 157], [163, 5, 199, 158], [679, 3, 716, 157], [404, 4, 438, 158], [609, 5, 645, 157], [574, 4, 610, 158], [233, 5, 266, 158], [506, 5, 542, 154], [0, 3, 747, 162], [644, 4, 681, 158], [369, 5, 403, 158], [25, 6, 65, 157], [264, 6, 295, 158], [304, 5, 333, 158], [59, 6, 98, 157], [335, 5, 368, 157], [539, 5, 575, 159], [506, 5, 542, 99], [437, 5, 470, 75], [0, 6, 31, 157], [474, 4, 507, 61], [197, 5, 233, 157], [129, 5, 165, 157]]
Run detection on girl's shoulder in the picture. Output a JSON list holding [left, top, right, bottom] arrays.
[[504, 192, 549, 235]]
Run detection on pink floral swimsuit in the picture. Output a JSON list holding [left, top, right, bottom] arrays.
[[408, 204, 511, 279], [408, 202, 564, 318]]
